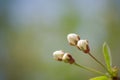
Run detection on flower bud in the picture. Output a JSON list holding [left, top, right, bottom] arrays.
[[62, 53, 75, 64], [77, 40, 90, 53], [67, 33, 80, 46], [112, 66, 119, 77], [53, 50, 65, 61]]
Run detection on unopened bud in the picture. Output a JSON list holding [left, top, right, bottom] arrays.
[[53, 50, 64, 61], [112, 66, 119, 77], [62, 53, 75, 64], [67, 33, 80, 46], [77, 40, 90, 53]]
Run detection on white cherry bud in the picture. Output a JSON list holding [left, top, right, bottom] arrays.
[[67, 33, 80, 46], [62, 53, 75, 64], [53, 50, 65, 61], [77, 40, 90, 53]]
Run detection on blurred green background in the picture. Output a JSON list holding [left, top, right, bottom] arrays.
[[0, 0, 120, 80]]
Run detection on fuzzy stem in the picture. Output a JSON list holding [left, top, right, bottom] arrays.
[[88, 52, 112, 76], [88, 53, 106, 69], [74, 62, 106, 76]]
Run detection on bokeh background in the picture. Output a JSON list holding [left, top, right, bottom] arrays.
[[0, 0, 120, 80]]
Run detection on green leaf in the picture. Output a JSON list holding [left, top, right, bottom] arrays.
[[103, 42, 112, 72], [89, 76, 110, 80]]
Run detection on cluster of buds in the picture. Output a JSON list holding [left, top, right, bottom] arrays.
[[52, 33, 119, 79], [67, 33, 90, 53], [53, 50, 75, 64], [53, 33, 90, 64]]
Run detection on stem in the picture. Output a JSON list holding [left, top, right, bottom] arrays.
[[74, 62, 106, 76], [88, 53, 106, 69], [88, 52, 112, 76], [112, 77, 119, 80]]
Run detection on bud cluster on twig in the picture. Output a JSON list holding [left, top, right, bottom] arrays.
[[67, 33, 90, 53], [52, 33, 119, 80], [53, 50, 75, 64]]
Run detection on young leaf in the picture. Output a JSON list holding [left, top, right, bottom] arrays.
[[103, 42, 112, 72], [89, 76, 110, 80]]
